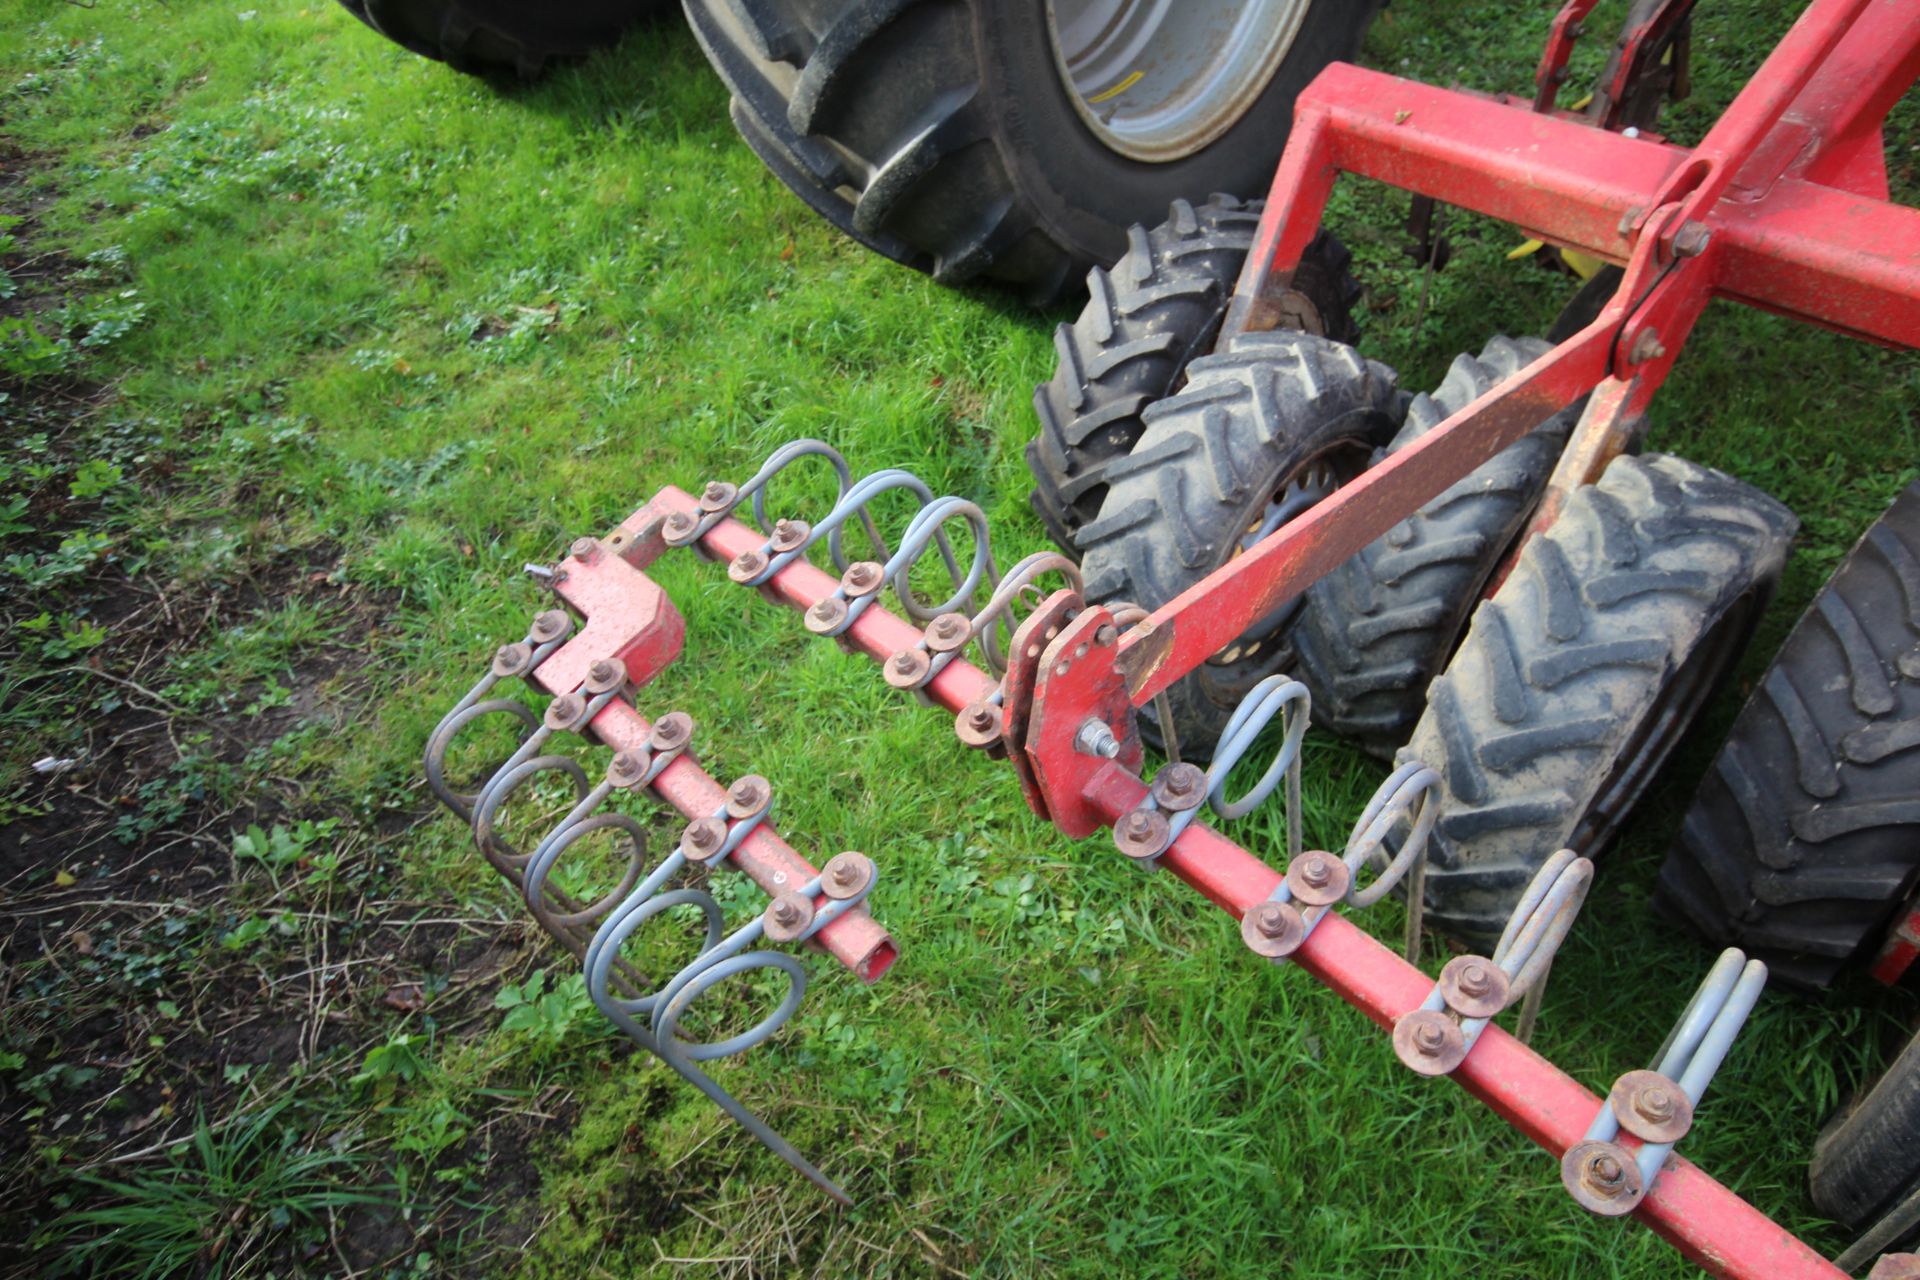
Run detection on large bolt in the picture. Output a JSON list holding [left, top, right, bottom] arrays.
[[1299, 854, 1332, 890], [1074, 719, 1121, 759], [697, 480, 738, 514], [1121, 811, 1152, 840], [1413, 1021, 1447, 1055], [1634, 1084, 1676, 1124], [769, 518, 811, 553], [1672, 220, 1712, 258], [928, 613, 969, 649], [1457, 961, 1492, 999], [1163, 769, 1195, 799], [1629, 327, 1667, 364], [570, 536, 601, 564], [729, 548, 769, 583], [492, 642, 533, 678], [530, 610, 570, 642], [650, 711, 692, 753], [1587, 1152, 1626, 1193], [544, 693, 588, 732], [842, 561, 883, 595], [608, 750, 647, 785]]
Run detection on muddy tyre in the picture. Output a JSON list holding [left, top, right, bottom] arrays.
[[339, 0, 666, 78], [1076, 330, 1401, 758], [1027, 195, 1361, 550], [683, 0, 1380, 302], [1655, 480, 1920, 990], [1810, 1029, 1920, 1237], [1291, 337, 1577, 758], [1402, 454, 1797, 941]]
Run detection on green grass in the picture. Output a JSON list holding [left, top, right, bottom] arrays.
[[1, 0, 1916, 1277]]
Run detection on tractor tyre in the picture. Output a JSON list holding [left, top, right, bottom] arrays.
[[1076, 330, 1402, 759], [1402, 454, 1797, 942], [1291, 336, 1578, 758], [1810, 1028, 1920, 1237], [338, 0, 667, 79], [682, 0, 1380, 303], [1027, 195, 1361, 551], [1654, 479, 1920, 990]]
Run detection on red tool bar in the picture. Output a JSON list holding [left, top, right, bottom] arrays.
[[1078, 769, 1845, 1280], [650, 485, 1002, 716]]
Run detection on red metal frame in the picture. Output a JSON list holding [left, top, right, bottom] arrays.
[[541, 2, 1920, 1273]]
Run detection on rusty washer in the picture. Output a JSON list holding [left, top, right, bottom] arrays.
[[529, 610, 572, 643], [1610, 1069, 1694, 1145], [492, 642, 534, 679], [1112, 807, 1171, 860], [821, 851, 876, 901], [1393, 1009, 1468, 1076], [804, 596, 850, 635], [697, 480, 738, 513], [728, 548, 770, 584], [841, 561, 884, 597], [1149, 763, 1209, 812], [681, 816, 729, 863], [583, 658, 626, 696], [1561, 1139, 1646, 1216], [569, 536, 602, 564], [1240, 900, 1306, 959], [763, 891, 816, 943], [769, 518, 812, 554], [1438, 955, 1511, 1020], [883, 647, 933, 689], [649, 711, 693, 754], [606, 749, 651, 790], [543, 693, 591, 734], [726, 774, 772, 821], [955, 700, 1002, 749], [1285, 851, 1352, 907], [661, 509, 699, 545], [924, 612, 972, 654]]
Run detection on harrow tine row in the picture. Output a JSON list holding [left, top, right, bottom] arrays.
[[423, 557, 893, 1202], [421, 435, 1780, 1258]]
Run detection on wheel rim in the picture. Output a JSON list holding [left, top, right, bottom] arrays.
[[1046, 0, 1313, 162], [1205, 437, 1370, 679], [1569, 591, 1762, 855]]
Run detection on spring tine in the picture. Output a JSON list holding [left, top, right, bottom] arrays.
[[883, 494, 990, 622], [424, 697, 542, 823], [470, 754, 591, 869], [1652, 947, 1749, 1078], [1492, 853, 1592, 1001], [1493, 847, 1582, 969], [944, 550, 1081, 678], [1207, 676, 1311, 822]]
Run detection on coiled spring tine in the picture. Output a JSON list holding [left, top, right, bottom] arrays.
[[880, 494, 995, 622], [739, 467, 929, 586], [470, 754, 591, 870], [1562, 949, 1766, 1215], [422, 616, 571, 822], [681, 439, 880, 572], [952, 551, 1082, 679], [1342, 762, 1440, 960]]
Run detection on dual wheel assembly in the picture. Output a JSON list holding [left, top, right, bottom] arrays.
[[1029, 193, 1920, 1245]]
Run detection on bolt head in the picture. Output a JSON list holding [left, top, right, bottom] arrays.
[[703, 481, 726, 503], [649, 711, 692, 753], [1300, 855, 1330, 888], [696, 480, 738, 514], [492, 642, 533, 678], [842, 561, 883, 595], [1458, 961, 1490, 997], [726, 774, 770, 819], [530, 610, 571, 642], [763, 891, 814, 942], [570, 536, 599, 561], [1609, 1069, 1693, 1144], [821, 851, 874, 900], [682, 816, 727, 860], [1112, 807, 1170, 861], [584, 659, 624, 694], [607, 750, 648, 785], [1240, 900, 1304, 958], [1392, 1009, 1466, 1076], [1561, 1140, 1645, 1216]]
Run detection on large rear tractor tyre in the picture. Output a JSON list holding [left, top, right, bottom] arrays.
[[1027, 196, 1361, 550], [339, 0, 670, 78], [1655, 479, 1920, 990], [1810, 1029, 1920, 1239], [683, 0, 1380, 303], [1076, 330, 1402, 759], [1402, 454, 1797, 942], [1291, 336, 1578, 758]]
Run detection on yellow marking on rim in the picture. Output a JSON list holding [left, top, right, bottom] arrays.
[[1087, 70, 1144, 105]]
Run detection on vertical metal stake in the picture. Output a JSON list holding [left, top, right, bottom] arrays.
[[1402, 847, 1427, 965]]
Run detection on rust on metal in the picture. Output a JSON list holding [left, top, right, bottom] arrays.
[[770, 518, 811, 554], [681, 815, 729, 863], [883, 647, 933, 689], [1562, 1138, 1647, 1216], [1286, 851, 1352, 907], [649, 711, 693, 753], [726, 774, 772, 821], [1148, 762, 1208, 812], [841, 560, 884, 597], [1113, 808, 1171, 861], [606, 749, 651, 790], [925, 612, 971, 653], [1611, 1068, 1695, 1144], [530, 609, 572, 643], [955, 699, 1004, 750], [492, 641, 535, 679], [729, 548, 771, 584], [1240, 900, 1307, 959], [805, 596, 850, 634], [1393, 1009, 1468, 1076], [763, 891, 815, 943], [544, 693, 591, 734], [583, 658, 626, 696], [1439, 955, 1512, 1020], [822, 851, 876, 901]]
